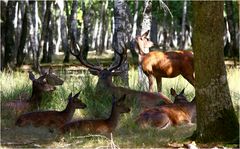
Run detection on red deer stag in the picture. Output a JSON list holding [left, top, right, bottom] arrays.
[[135, 88, 196, 129], [15, 92, 86, 129], [3, 68, 64, 115], [60, 94, 130, 135], [68, 44, 172, 108], [135, 30, 194, 92]]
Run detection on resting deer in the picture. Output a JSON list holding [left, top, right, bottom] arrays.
[[15, 92, 86, 129], [3, 68, 63, 115], [60, 94, 130, 135], [135, 30, 194, 92], [68, 43, 172, 108], [135, 88, 196, 129]]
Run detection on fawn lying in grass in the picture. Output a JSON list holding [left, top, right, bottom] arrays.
[[3, 69, 63, 115], [15, 92, 86, 129], [60, 94, 130, 135], [136, 88, 196, 129]]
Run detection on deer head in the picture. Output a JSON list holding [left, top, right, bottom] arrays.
[[68, 43, 125, 87], [29, 71, 56, 93], [67, 92, 87, 109], [170, 88, 189, 103], [135, 30, 154, 55], [45, 67, 64, 86]]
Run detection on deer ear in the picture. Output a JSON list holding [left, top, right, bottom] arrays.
[[170, 88, 177, 96], [142, 30, 150, 37], [89, 69, 99, 76], [29, 71, 35, 81], [73, 91, 81, 98], [180, 89, 185, 94]]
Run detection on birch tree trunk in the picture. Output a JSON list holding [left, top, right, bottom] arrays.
[[225, 1, 237, 66], [57, 0, 69, 63], [0, 1, 7, 70], [41, 1, 52, 63], [139, 0, 152, 91], [192, 1, 239, 142], [69, 0, 78, 51], [179, 0, 187, 50], [82, 1, 90, 60], [4, 1, 16, 70], [17, 4, 28, 67], [29, 1, 40, 72], [113, 0, 130, 86]]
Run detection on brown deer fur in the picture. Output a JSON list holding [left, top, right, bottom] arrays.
[[3, 70, 63, 115], [15, 92, 86, 129], [135, 88, 196, 129], [135, 30, 194, 92], [60, 94, 130, 135], [68, 44, 173, 108]]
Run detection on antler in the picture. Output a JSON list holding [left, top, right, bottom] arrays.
[[108, 42, 126, 72], [69, 43, 102, 71]]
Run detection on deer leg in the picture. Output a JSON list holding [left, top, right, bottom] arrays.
[[156, 77, 162, 92], [153, 113, 171, 129], [148, 75, 155, 92]]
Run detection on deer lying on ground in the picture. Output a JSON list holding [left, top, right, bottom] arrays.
[[68, 43, 172, 108], [60, 94, 130, 135], [135, 88, 196, 129], [135, 30, 194, 92], [15, 92, 86, 129], [3, 68, 64, 115]]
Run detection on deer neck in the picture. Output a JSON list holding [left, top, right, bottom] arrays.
[[29, 89, 43, 108], [61, 102, 75, 122], [106, 104, 120, 130]]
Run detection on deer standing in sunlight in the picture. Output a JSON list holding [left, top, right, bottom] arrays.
[[68, 43, 173, 108], [135, 88, 196, 129], [15, 92, 86, 129], [60, 94, 130, 135], [3, 68, 64, 115], [135, 30, 195, 92]]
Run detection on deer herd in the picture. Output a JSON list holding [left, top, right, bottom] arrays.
[[4, 30, 196, 137]]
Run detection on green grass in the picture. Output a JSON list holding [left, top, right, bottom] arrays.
[[0, 67, 239, 148]]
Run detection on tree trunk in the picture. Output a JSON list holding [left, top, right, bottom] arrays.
[[29, 1, 40, 72], [192, 1, 239, 143], [41, 1, 52, 63], [81, 1, 90, 60], [16, 4, 28, 67], [225, 1, 237, 66], [69, 0, 78, 50], [47, 4, 54, 63], [96, 1, 105, 55], [179, 0, 187, 50], [4, 1, 17, 70], [113, 0, 130, 86], [130, 0, 139, 61], [57, 0, 69, 63], [139, 0, 152, 91], [1, 1, 7, 71]]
